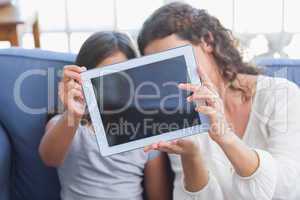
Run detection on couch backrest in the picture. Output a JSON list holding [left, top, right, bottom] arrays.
[[256, 58, 300, 86], [0, 48, 75, 200]]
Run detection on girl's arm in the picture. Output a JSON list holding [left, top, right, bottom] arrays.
[[39, 65, 86, 167], [39, 111, 81, 166], [143, 153, 172, 200]]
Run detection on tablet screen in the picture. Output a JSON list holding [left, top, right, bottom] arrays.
[[91, 56, 201, 146]]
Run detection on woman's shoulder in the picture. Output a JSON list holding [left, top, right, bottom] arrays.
[[254, 75, 300, 133], [255, 75, 300, 104], [250, 76, 300, 127], [257, 75, 299, 92]]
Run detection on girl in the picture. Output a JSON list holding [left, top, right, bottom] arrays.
[[39, 31, 171, 200], [139, 2, 300, 200]]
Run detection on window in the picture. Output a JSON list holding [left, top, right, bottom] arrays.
[[235, 0, 283, 33], [285, 0, 300, 32], [116, 0, 163, 30], [2, 0, 299, 60], [185, 0, 233, 29]]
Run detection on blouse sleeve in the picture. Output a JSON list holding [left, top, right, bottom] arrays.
[[232, 79, 300, 200], [174, 171, 224, 200]]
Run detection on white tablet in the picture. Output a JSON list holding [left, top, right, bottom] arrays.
[[81, 45, 210, 156]]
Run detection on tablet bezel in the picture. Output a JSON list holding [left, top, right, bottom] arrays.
[[81, 45, 210, 156]]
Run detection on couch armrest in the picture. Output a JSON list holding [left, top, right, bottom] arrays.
[[0, 124, 11, 200]]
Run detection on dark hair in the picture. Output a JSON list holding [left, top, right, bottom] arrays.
[[48, 31, 137, 123], [138, 2, 260, 100], [76, 31, 137, 124], [76, 31, 137, 69]]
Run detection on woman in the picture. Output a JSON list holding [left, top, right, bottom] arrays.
[[39, 31, 171, 200], [139, 2, 300, 200]]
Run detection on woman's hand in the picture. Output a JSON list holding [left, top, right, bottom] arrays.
[[179, 68, 234, 145], [144, 139, 209, 192], [144, 139, 199, 158], [58, 65, 87, 119]]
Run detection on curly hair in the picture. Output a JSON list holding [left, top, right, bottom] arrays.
[[138, 2, 260, 100]]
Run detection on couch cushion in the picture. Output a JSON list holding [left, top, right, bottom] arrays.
[[256, 58, 300, 86], [0, 124, 11, 200], [0, 48, 76, 200]]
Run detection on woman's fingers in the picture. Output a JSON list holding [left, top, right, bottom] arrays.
[[178, 83, 200, 92], [144, 143, 159, 152], [189, 93, 221, 108], [144, 141, 183, 154], [197, 66, 214, 87], [196, 105, 217, 116], [144, 145, 152, 152], [187, 93, 214, 102], [157, 141, 183, 154], [175, 139, 192, 148], [144, 139, 199, 156]]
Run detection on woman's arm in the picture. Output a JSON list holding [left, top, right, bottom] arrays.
[[148, 140, 209, 192], [215, 133, 259, 177], [230, 80, 300, 199], [179, 76, 300, 199], [181, 153, 208, 192], [39, 65, 86, 167], [145, 140, 224, 200], [143, 153, 172, 200], [177, 70, 259, 178]]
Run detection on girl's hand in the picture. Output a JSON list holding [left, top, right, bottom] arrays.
[[144, 139, 199, 158], [58, 65, 87, 119], [178, 67, 233, 144]]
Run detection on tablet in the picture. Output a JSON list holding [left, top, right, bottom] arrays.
[[81, 45, 210, 156]]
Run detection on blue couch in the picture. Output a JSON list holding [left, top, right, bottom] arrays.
[[0, 48, 75, 200], [0, 48, 299, 200]]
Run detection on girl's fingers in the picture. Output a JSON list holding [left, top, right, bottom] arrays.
[[67, 80, 82, 91], [63, 65, 85, 73], [64, 70, 82, 83], [80, 66, 87, 72], [69, 88, 84, 100]]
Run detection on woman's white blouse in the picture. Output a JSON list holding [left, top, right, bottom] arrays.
[[170, 75, 300, 200]]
